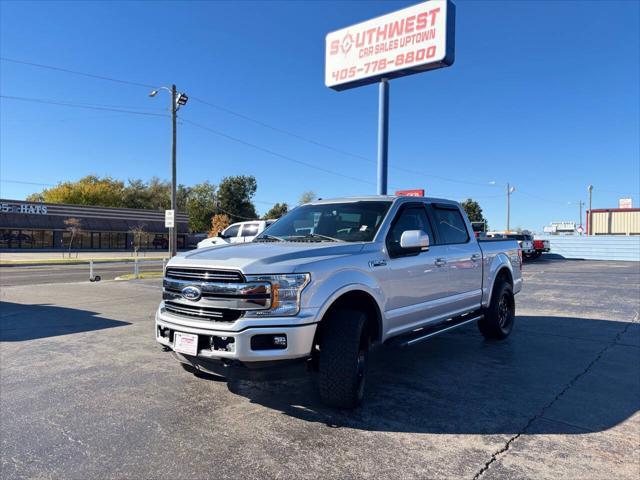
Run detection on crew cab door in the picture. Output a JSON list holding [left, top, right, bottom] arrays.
[[375, 202, 452, 337], [429, 204, 483, 313]]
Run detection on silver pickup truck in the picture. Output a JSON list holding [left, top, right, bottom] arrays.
[[156, 196, 522, 408]]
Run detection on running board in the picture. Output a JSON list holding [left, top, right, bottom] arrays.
[[386, 313, 484, 348]]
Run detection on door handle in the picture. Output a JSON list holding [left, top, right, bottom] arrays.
[[471, 253, 481, 262], [435, 258, 447, 267]]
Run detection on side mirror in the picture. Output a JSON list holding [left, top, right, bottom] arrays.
[[217, 231, 226, 238], [400, 230, 430, 252]]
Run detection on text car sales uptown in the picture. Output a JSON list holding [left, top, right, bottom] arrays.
[[328, 6, 442, 82]]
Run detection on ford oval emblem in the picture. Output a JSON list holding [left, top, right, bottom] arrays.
[[181, 286, 202, 301]]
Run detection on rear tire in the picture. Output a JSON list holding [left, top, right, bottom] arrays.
[[478, 281, 515, 340], [317, 309, 369, 409]]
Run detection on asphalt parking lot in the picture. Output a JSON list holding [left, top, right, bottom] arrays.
[[1, 259, 639, 479]]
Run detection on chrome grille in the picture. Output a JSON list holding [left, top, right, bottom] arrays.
[[165, 267, 244, 282], [164, 301, 242, 322], [162, 267, 270, 321]]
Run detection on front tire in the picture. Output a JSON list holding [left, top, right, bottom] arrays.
[[478, 281, 515, 339], [317, 309, 369, 409]]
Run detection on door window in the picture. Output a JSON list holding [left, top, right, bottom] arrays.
[[240, 223, 260, 237], [223, 224, 240, 238], [386, 205, 433, 257], [432, 206, 470, 244]]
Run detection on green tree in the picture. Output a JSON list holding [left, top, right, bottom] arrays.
[[298, 191, 316, 205], [263, 203, 288, 219], [185, 181, 217, 232], [216, 175, 258, 222], [27, 175, 125, 207], [461, 198, 489, 230]]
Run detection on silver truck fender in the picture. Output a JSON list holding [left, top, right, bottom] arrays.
[[482, 253, 514, 308], [309, 271, 385, 338]]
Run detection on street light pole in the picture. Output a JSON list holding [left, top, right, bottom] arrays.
[[149, 85, 188, 258], [587, 185, 593, 236], [170, 84, 177, 257], [578, 200, 585, 234], [506, 183, 515, 232]]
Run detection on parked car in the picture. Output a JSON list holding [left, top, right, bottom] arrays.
[[156, 196, 522, 408], [196, 220, 276, 249]]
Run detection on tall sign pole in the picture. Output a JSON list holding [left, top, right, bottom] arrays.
[[377, 79, 390, 195], [326, 0, 455, 195]]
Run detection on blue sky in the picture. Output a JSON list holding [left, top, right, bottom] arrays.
[[1, 0, 638, 231]]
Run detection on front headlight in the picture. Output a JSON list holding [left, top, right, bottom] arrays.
[[244, 273, 310, 317]]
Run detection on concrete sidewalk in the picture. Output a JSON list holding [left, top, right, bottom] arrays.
[[0, 250, 170, 261]]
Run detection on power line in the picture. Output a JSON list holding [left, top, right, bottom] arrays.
[[0, 95, 169, 118], [0, 57, 155, 89], [2, 57, 499, 189], [191, 95, 494, 188], [181, 117, 381, 187], [0, 179, 57, 187]]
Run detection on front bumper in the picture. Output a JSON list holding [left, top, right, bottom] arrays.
[[155, 304, 318, 364]]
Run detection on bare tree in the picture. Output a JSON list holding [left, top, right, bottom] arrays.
[[129, 224, 146, 257], [64, 218, 82, 258]]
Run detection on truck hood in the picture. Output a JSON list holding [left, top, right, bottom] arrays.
[[170, 241, 366, 274]]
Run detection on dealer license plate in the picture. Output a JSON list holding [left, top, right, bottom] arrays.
[[174, 332, 198, 356]]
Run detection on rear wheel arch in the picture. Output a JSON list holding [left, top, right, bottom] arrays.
[[495, 267, 513, 289]]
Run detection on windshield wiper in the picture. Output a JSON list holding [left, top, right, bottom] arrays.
[[287, 233, 344, 242], [255, 234, 285, 242]]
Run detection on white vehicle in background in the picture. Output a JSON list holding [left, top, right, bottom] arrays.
[[197, 220, 276, 249], [487, 232, 535, 259]]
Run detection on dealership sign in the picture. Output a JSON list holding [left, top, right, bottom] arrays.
[[619, 198, 633, 209], [325, 0, 455, 90], [395, 189, 425, 197]]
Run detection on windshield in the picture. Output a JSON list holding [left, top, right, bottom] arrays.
[[257, 201, 392, 242]]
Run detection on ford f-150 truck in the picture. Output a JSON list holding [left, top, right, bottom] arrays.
[[156, 196, 522, 408]]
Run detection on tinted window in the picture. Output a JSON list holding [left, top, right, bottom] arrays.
[[241, 223, 260, 237], [432, 207, 469, 244], [387, 205, 433, 256], [224, 224, 240, 237]]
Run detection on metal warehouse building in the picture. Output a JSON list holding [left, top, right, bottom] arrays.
[[588, 208, 640, 236], [0, 199, 189, 250]]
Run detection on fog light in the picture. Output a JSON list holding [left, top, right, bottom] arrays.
[[251, 334, 287, 350]]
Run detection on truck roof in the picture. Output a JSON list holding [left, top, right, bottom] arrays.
[[309, 195, 459, 206]]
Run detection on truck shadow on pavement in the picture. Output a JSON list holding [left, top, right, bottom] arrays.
[[225, 315, 639, 434], [0, 301, 130, 341]]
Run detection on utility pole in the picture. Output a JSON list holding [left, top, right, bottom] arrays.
[[578, 200, 585, 234], [506, 183, 515, 232], [170, 84, 177, 257], [149, 85, 188, 258], [587, 185, 593, 235]]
